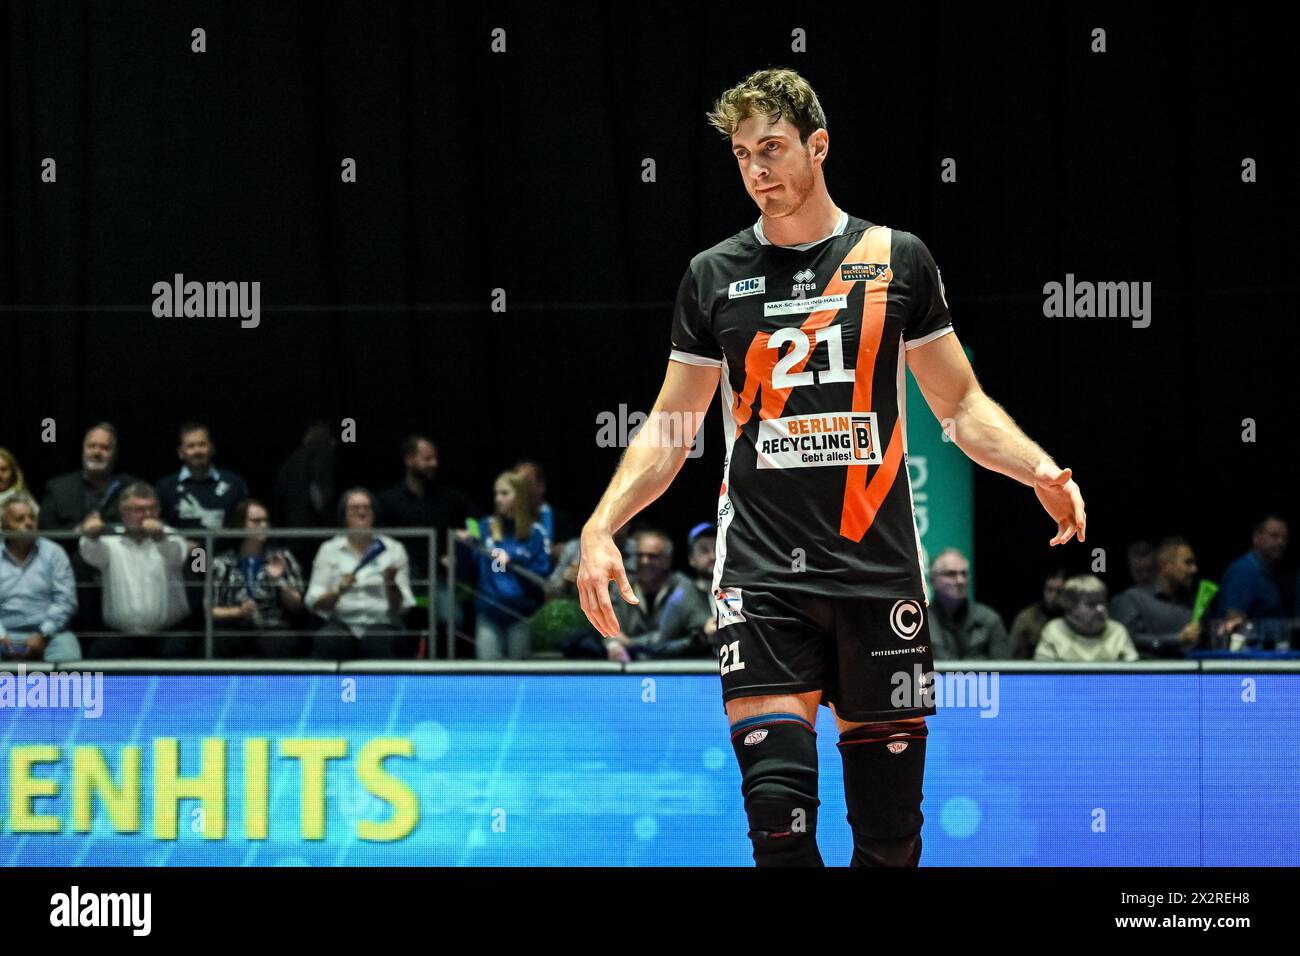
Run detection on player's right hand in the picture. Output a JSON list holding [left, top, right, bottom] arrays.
[[577, 526, 638, 637]]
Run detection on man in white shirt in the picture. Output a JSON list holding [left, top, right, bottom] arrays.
[[306, 487, 415, 659], [78, 482, 191, 658]]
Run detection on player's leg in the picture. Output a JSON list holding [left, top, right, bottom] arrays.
[[828, 596, 937, 866], [717, 588, 833, 866], [725, 691, 824, 866]]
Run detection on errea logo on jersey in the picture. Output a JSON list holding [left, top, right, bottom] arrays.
[[792, 268, 817, 295], [728, 276, 765, 299]]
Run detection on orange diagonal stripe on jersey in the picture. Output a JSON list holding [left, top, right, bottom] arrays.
[[730, 228, 879, 435], [840, 226, 896, 541]]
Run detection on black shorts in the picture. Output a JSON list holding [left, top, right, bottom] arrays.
[[714, 586, 938, 722]]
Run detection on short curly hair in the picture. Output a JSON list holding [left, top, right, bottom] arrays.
[[706, 67, 828, 144]]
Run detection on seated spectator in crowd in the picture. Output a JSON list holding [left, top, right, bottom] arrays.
[[1126, 539, 1157, 592], [156, 422, 250, 533], [514, 459, 576, 548], [0, 493, 81, 663], [1007, 567, 1066, 659], [40, 422, 138, 529], [606, 529, 712, 662], [377, 435, 474, 618], [78, 482, 191, 658], [546, 524, 635, 602], [305, 488, 416, 660], [1110, 536, 1201, 658], [457, 469, 551, 660], [1036, 574, 1139, 662], [1213, 514, 1296, 645], [0, 447, 29, 512], [210, 499, 306, 657], [273, 420, 338, 569], [928, 548, 1013, 659], [685, 522, 721, 656]]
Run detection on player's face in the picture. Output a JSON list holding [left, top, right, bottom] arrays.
[[83, 428, 115, 474], [731, 114, 819, 218], [179, 429, 213, 473], [0, 457, 12, 492]]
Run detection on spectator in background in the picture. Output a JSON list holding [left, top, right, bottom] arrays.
[[1007, 567, 1067, 659], [0, 447, 28, 512], [376, 435, 475, 601], [210, 499, 306, 657], [514, 459, 576, 547], [273, 420, 338, 569], [457, 469, 551, 660], [927, 548, 1013, 660], [78, 482, 190, 658], [156, 422, 250, 533], [306, 488, 416, 659], [0, 493, 81, 663], [1036, 574, 1139, 662], [1111, 537, 1201, 658], [1126, 539, 1157, 592], [607, 529, 712, 662], [1214, 515, 1291, 636], [40, 423, 138, 529], [686, 522, 721, 656]]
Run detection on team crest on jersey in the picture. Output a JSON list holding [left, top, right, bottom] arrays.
[[715, 586, 746, 628], [840, 262, 893, 283], [728, 276, 766, 299], [756, 412, 883, 468]]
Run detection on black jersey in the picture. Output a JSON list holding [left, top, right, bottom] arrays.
[[669, 212, 953, 601]]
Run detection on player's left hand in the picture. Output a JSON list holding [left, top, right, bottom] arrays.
[[1033, 462, 1086, 546]]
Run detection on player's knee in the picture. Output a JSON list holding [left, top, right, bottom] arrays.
[[837, 719, 928, 867], [730, 713, 823, 866]]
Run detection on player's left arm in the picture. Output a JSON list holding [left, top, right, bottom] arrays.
[[906, 330, 1086, 546]]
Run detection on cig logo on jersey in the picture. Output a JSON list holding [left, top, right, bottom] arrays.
[[728, 276, 765, 299], [756, 412, 883, 469]]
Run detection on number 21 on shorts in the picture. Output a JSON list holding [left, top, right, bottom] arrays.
[[719, 640, 746, 675]]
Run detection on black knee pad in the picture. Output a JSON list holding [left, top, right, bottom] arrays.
[[836, 719, 928, 867], [729, 713, 824, 867]]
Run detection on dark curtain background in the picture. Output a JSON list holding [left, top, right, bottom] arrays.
[[2, 0, 1296, 618]]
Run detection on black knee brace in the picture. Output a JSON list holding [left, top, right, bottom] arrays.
[[836, 719, 928, 867], [729, 713, 824, 867]]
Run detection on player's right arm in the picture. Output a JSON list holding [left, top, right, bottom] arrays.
[[578, 358, 720, 637]]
